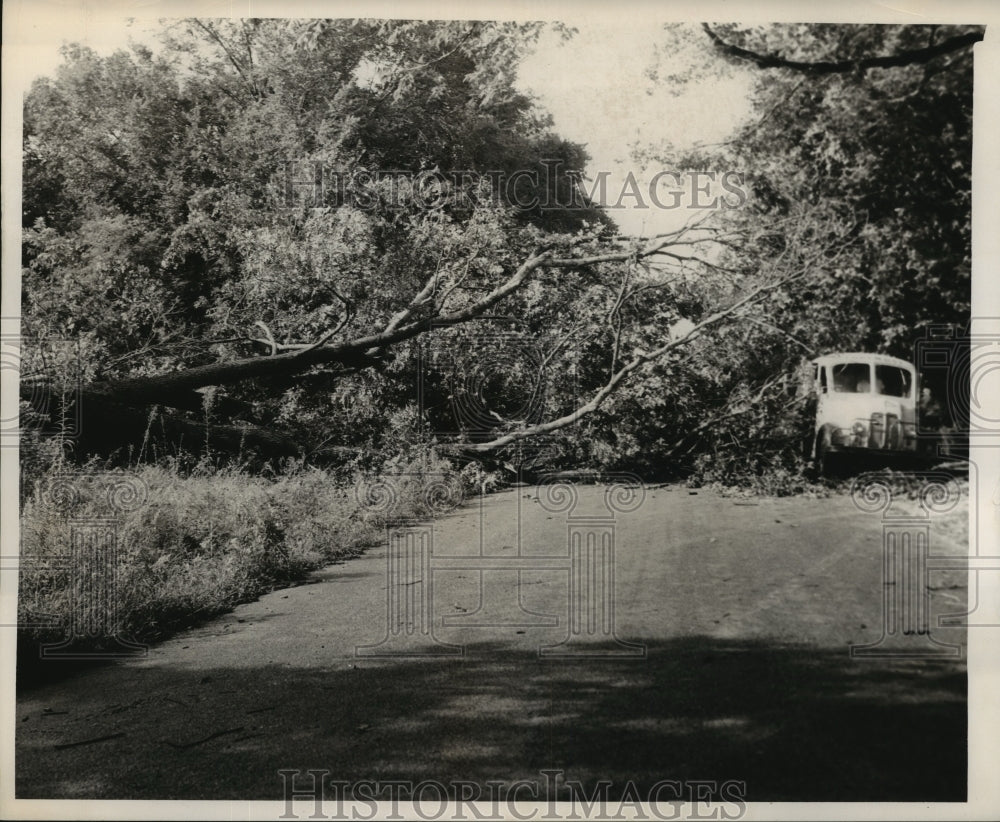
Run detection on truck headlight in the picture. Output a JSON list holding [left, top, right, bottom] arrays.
[[852, 420, 868, 447]]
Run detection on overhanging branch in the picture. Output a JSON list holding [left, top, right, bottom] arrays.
[[701, 24, 983, 75], [85, 223, 740, 412]]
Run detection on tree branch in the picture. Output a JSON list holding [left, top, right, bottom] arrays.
[[192, 20, 257, 97], [83, 223, 755, 414], [461, 266, 811, 453], [701, 24, 983, 75]]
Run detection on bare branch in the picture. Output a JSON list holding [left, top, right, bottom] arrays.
[[380, 263, 445, 337], [294, 311, 354, 357], [96, 249, 552, 404], [463, 265, 812, 453], [743, 316, 815, 355], [254, 321, 277, 355]]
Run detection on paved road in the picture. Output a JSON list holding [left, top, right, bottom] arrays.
[[15, 484, 968, 802]]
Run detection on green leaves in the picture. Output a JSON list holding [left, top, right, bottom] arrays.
[[21, 19, 609, 464]]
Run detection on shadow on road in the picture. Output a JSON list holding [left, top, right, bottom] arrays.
[[17, 636, 966, 802]]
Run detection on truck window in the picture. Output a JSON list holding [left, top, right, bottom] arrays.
[[875, 365, 912, 398], [831, 362, 872, 393]]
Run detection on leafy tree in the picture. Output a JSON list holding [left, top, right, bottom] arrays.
[[25, 19, 969, 481], [613, 22, 981, 478]]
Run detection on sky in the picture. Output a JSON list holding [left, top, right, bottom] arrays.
[[517, 22, 754, 235]]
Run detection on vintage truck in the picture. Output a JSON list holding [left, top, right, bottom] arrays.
[[806, 352, 919, 474]]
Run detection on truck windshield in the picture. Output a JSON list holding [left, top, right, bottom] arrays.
[[831, 362, 872, 393], [875, 365, 912, 397]]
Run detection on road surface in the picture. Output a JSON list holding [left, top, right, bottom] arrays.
[[15, 483, 969, 802]]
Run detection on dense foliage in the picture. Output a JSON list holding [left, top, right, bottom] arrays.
[[625, 22, 979, 478]]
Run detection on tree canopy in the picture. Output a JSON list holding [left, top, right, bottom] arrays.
[[646, 23, 978, 357]]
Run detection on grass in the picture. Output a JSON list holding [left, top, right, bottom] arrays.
[[17, 448, 470, 661]]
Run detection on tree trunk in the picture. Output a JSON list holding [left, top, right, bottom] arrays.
[[33, 389, 301, 463]]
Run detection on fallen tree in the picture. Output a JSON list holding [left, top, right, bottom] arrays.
[[22, 209, 852, 465]]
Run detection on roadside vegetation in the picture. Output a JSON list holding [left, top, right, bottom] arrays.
[[17, 425, 478, 665]]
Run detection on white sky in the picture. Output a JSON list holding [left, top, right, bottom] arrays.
[[518, 22, 755, 234]]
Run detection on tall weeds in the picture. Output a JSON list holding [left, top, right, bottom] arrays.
[[18, 446, 470, 657]]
